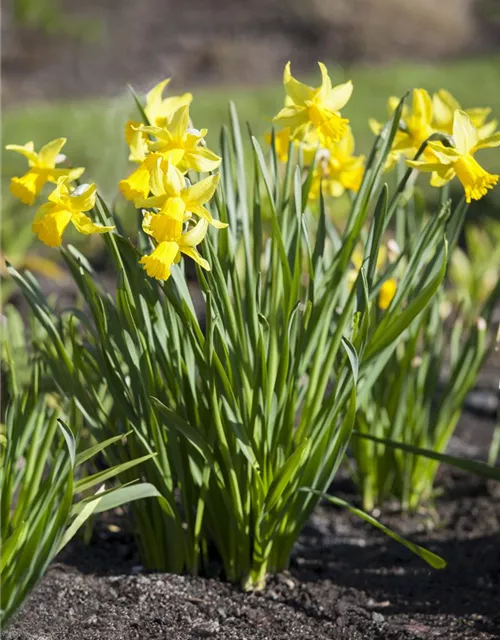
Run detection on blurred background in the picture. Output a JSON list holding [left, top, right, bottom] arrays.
[[2, 0, 500, 297]]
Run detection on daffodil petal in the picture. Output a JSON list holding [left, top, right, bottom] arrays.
[[453, 110, 479, 155], [181, 218, 208, 247], [273, 105, 307, 129], [180, 246, 210, 271], [325, 80, 353, 112], [139, 240, 179, 280], [71, 211, 115, 235], [10, 171, 46, 205], [169, 105, 190, 140], [183, 174, 220, 209], [38, 138, 67, 168], [32, 204, 72, 247], [146, 79, 171, 111], [473, 132, 500, 152], [283, 62, 314, 105], [5, 142, 38, 165], [182, 147, 221, 173], [412, 89, 433, 126], [69, 183, 97, 211]]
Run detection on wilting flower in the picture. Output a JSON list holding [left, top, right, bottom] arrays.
[[309, 128, 364, 199], [273, 62, 352, 143], [137, 161, 225, 229], [407, 110, 500, 202], [140, 209, 210, 280], [137, 106, 221, 173], [6, 138, 84, 205], [32, 177, 114, 247], [378, 279, 397, 310]]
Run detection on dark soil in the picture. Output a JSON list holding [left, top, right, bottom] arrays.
[[4, 403, 500, 640]]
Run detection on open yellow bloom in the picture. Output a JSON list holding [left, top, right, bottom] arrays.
[[309, 128, 364, 200], [124, 78, 193, 163], [407, 110, 500, 203], [6, 138, 84, 205], [119, 153, 164, 203], [32, 178, 114, 247], [432, 89, 496, 138], [137, 161, 226, 229], [273, 62, 352, 143], [140, 209, 210, 281], [138, 106, 221, 173]]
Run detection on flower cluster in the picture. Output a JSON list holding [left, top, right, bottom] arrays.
[[6, 138, 114, 247], [372, 88, 500, 202], [271, 62, 364, 201], [119, 79, 226, 280]]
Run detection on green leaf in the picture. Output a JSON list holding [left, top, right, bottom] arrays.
[[352, 431, 500, 481], [75, 431, 133, 467], [262, 439, 311, 515], [85, 482, 163, 514], [308, 491, 446, 569], [74, 453, 156, 494]]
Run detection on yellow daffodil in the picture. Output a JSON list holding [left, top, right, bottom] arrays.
[[6, 138, 85, 205], [119, 153, 165, 203], [391, 89, 435, 160], [137, 161, 226, 229], [32, 177, 114, 247], [273, 62, 352, 143], [309, 128, 364, 200], [124, 78, 193, 163], [407, 110, 500, 202], [370, 90, 441, 170], [378, 279, 397, 310], [140, 209, 210, 280], [138, 106, 221, 173], [432, 89, 496, 138]]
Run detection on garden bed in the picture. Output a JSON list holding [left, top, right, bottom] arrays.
[[5, 410, 499, 640]]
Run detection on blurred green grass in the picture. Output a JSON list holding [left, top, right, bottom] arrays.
[[2, 56, 500, 263]]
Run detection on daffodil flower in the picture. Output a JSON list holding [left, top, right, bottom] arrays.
[[407, 110, 500, 203], [119, 153, 165, 202], [138, 106, 221, 173], [432, 89, 496, 138], [309, 128, 364, 200], [137, 161, 226, 229], [139, 209, 210, 281], [391, 89, 435, 160], [32, 178, 115, 247], [6, 138, 85, 205], [273, 62, 352, 143], [124, 78, 193, 163]]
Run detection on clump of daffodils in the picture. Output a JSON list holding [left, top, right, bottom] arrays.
[[271, 62, 364, 202], [119, 83, 225, 280], [6, 79, 226, 279], [371, 88, 500, 202]]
